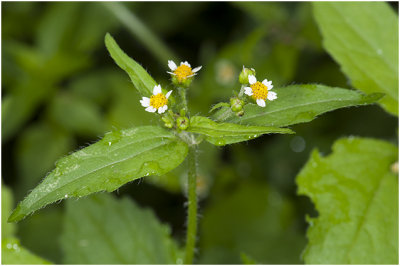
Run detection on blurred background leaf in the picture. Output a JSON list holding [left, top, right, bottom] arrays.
[[61, 193, 183, 264]]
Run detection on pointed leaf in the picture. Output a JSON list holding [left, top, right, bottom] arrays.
[[313, 2, 398, 116], [187, 116, 293, 146], [61, 193, 182, 264], [296, 137, 398, 264], [212, 84, 383, 127], [9, 126, 188, 222], [105, 33, 157, 96]]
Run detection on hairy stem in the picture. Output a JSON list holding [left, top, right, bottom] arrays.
[[184, 145, 198, 264], [178, 87, 188, 113]]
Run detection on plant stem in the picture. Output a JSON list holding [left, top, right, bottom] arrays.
[[103, 2, 178, 64], [184, 145, 198, 264], [178, 87, 188, 113]]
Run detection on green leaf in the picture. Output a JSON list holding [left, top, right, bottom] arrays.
[[2, 238, 52, 264], [2, 184, 16, 238], [105, 33, 157, 96], [61, 193, 182, 264], [209, 102, 230, 113], [212, 84, 383, 127], [296, 137, 398, 264], [313, 2, 398, 116], [187, 116, 294, 146], [9, 126, 188, 222]]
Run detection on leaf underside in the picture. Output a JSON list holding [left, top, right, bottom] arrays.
[[8, 126, 188, 222], [212, 84, 383, 127], [296, 137, 398, 264], [313, 2, 398, 116], [188, 116, 293, 146]]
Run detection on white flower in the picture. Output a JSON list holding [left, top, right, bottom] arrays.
[[140, 85, 172, 114], [167, 60, 202, 82], [244, 75, 277, 107]]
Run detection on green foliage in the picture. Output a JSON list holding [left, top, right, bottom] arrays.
[[313, 2, 398, 116], [2, 238, 52, 265], [47, 92, 107, 137], [8, 126, 188, 222], [2, 185, 51, 264], [105, 33, 157, 96], [213, 84, 383, 127], [15, 123, 74, 199], [17, 207, 64, 263], [297, 137, 398, 264], [199, 183, 306, 264], [2, 184, 16, 238], [188, 116, 294, 146], [61, 193, 182, 264]]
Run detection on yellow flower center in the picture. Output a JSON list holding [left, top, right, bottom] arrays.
[[150, 93, 168, 109], [251, 81, 268, 100], [174, 65, 193, 82]]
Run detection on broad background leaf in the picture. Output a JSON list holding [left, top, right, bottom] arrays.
[[313, 2, 398, 116], [61, 193, 182, 264], [105, 33, 157, 96], [212, 84, 382, 127], [296, 137, 398, 264], [188, 116, 294, 146], [9, 126, 188, 222]]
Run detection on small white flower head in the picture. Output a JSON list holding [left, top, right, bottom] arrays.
[[140, 85, 172, 114], [244, 75, 277, 107], [167, 60, 202, 85]]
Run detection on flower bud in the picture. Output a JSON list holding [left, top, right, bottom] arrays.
[[177, 116, 190, 130], [239, 66, 256, 85], [161, 114, 174, 128], [230, 97, 244, 112]]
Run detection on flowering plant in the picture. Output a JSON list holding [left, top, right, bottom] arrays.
[[6, 2, 397, 264]]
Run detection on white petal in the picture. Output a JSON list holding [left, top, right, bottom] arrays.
[[192, 66, 202, 72], [158, 105, 168, 114], [140, 97, 150, 107], [244, 87, 253, 96], [153, 85, 162, 95], [167, 71, 176, 75], [248, 75, 257, 85], [256, 99, 266, 107], [181, 61, 191, 67], [166, 90, 172, 98], [262, 79, 270, 86], [168, 60, 177, 71], [267, 91, 277, 101], [269, 84, 274, 90], [145, 106, 157, 113]]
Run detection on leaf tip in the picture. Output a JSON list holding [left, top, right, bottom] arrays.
[[7, 205, 23, 223]]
